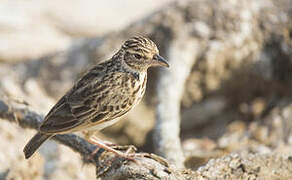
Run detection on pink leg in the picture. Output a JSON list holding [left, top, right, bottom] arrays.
[[90, 136, 117, 146], [88, 136, 135, 160]]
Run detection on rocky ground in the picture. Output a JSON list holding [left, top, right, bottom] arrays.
[[0, 0, 292, 179]]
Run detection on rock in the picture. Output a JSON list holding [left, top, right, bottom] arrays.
[[195, 152, 292, 180], [0, 0, 291, 178]]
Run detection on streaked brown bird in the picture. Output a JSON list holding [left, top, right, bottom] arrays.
[[23, 36, 169, 159]]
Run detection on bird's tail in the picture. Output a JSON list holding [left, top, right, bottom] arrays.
[[23, 132, 52, 159]]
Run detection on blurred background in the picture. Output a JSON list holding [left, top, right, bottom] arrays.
[[0, 0, 292, 179]]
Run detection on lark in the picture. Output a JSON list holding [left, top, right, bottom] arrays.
[[23, 36, 169, 159]]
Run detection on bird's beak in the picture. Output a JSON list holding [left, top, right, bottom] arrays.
[[152, 54, 169, 68]]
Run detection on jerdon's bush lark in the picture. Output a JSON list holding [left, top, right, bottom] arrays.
[[23, 36, 169, 159]]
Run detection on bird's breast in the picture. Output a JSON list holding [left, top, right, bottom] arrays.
[[85, 72, 147, 131], [109, 71, 147, 114], [133, 72, 147, 104]]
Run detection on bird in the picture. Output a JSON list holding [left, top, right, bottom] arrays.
[[23, 36, 169, 159]]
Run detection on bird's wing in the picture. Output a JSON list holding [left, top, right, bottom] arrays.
[[39, 64, 107, 133], [39, 95, 82, 133]]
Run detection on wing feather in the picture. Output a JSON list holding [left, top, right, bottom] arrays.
[[39, 96, 82, 133], [39, 64, 107, 133], [39, 63, 137, 133]]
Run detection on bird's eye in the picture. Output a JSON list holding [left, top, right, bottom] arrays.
[[134, 54, 142, 59]]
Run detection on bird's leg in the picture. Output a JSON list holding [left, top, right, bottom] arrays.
[[88, 136, 137, 161], [90, 136, 117, 146], [87, 134, 137, 151], [83, 131, 117, 146]]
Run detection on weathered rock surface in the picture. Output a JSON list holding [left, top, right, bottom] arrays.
[[0, 0, 291, 179]]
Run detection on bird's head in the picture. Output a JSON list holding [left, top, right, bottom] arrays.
[[120, 36, 169, 72]]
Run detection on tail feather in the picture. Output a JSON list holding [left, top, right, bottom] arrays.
[[23, 132, 52, 159]]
